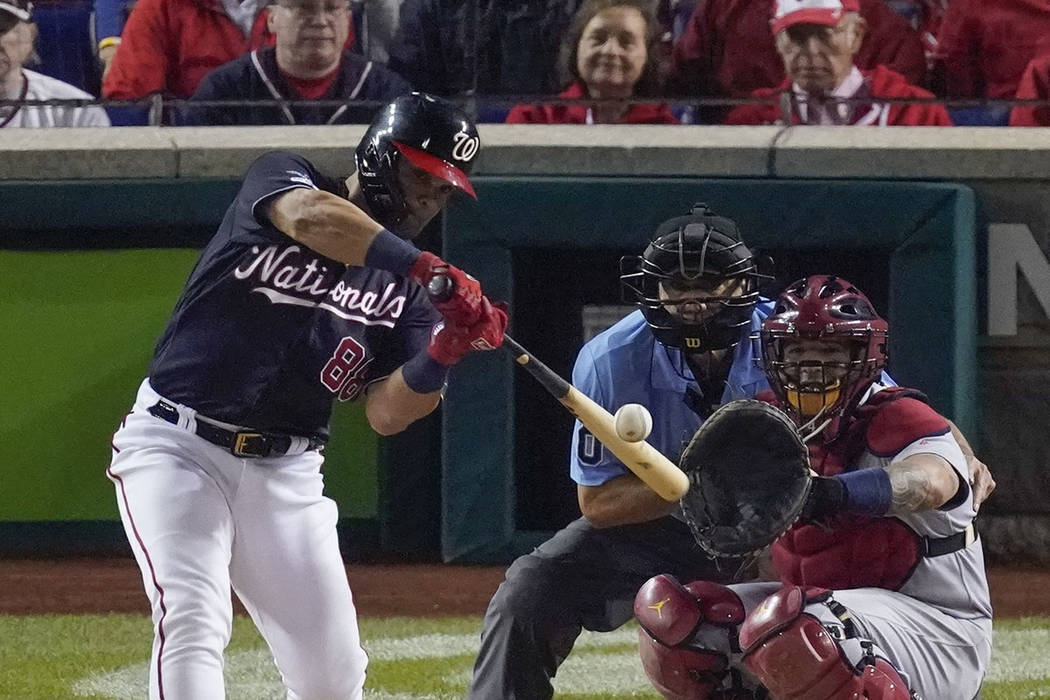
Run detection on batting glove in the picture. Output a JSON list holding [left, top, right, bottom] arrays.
[[410, 252, 484, 327], [427, 298, 508, 366]]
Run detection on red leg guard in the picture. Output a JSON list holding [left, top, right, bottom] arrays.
[[739, 587, 912, 700], [637, 628, 732, 700], [635, 574, 746, 645], [634, 575, 750, 700]]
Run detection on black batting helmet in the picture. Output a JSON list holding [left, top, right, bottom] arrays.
[[355, 92, 480, 230], [621, 204, 762, 352]]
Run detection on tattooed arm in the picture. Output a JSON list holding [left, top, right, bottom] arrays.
[[886, 454, 962, 514]]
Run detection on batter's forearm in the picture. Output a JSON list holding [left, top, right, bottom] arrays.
[[364, 369, 441, 435], [270, 189, 387, 265]]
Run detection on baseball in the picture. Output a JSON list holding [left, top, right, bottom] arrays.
[[614, 403, 653, 442]]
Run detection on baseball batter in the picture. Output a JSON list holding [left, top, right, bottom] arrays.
[[107, 93, 507, 700], [635, 275, 991, 700]]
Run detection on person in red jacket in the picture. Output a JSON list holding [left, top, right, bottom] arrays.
[[669, 0, 925, 121], [725, 0, 951, 126], [633, 275, 990, 700], [103, 0, 273, 101], [934, 0, 1050, 100], [506, 0, 678, 124], [184, 0, 409, 125], [1009, 54, 1050, 127], [103, 0, 354, 102]]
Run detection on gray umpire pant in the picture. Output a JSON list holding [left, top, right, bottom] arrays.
[[466, 515, 746, 700]]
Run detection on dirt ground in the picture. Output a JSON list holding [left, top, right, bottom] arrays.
[[0, 558, 1048, 618]]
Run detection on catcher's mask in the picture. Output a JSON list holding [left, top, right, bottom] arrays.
[[355, 92, 480, 234], [761, 275, 888, 427], [620, 204, 762, 352]]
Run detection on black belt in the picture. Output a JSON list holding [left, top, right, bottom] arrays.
[[922, 522, 978, 557], [147, 400, 324, 458]]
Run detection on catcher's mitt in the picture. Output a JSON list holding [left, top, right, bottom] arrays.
[[679, 399, 811, 558]]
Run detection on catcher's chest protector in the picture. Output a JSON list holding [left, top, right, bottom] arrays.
[[773, 517, 922, 591], [773, 389, 935, 590], [823, 387, 933, 472]]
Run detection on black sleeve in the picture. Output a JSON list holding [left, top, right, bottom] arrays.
[[367, 62, 413, 101], [239, 151, 324, 227], [386, 0, 442, 92], [369, 283, 442, 380], [184, 67, 237, 126]]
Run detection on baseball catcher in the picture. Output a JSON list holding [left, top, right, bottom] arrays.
[[635, 275, 991, 700]]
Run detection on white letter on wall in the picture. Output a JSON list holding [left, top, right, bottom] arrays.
[[988, 223, 1050, 335]]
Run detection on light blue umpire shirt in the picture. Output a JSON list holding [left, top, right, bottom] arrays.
[[569, 303, 774, 487]]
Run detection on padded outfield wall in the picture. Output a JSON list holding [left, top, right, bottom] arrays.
[[0, 126, 1047, 564]]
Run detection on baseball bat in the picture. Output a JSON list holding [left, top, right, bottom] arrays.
[[427, 276, 690, 502]]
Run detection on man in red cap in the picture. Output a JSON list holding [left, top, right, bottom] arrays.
[[669, 0, 925, 122], [725, 0, 951, 125]]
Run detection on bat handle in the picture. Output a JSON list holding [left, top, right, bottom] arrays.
[[426, 273, 454, 303], [500, 333, 527, 357], [427, 272, 523, 355]]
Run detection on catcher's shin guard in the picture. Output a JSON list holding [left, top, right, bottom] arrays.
[[634, 574, 751, 699], [739, 586, 913, 700]]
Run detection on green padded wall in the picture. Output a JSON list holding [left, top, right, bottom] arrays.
[[0, 246, 378, 522], [440, 177, 977, 562]]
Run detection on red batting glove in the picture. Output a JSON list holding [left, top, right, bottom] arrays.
[[410, 252, 483, 327], [427, 298, 509, 365]]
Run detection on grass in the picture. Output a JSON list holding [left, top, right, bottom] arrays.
[[0, 615, 1046, 699]]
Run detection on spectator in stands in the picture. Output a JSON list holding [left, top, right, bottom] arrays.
[[670, 0, 926, 121], [102, 0, 284, 101], [386, 0, 581, 100], [1009, 54, 1050, 127], [0, 0, 109, 127], [185, 0, 409, 125], [94, 0, 127, 79], [356, 0, 404, 63], [97, 0, 387, 75], [881, 0, 946, 70], [934, 0, 1050, 102], [726, 0, 951, 126], [506, 0, 676, 124]]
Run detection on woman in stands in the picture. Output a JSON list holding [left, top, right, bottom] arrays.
[[505, 0, 678, 124]]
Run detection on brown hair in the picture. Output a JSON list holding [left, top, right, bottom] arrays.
[[558, 0, 664, 97]]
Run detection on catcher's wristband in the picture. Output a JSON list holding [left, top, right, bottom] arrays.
[[836, 469, 893, 516], [363, 228, 421, 278]]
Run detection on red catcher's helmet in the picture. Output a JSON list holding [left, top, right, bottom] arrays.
[[761, 275, 888, 430]]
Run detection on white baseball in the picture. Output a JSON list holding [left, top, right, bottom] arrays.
[[614, 403, 653, 442]]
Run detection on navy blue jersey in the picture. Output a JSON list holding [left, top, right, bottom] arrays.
[[149, 151, 439, 439]]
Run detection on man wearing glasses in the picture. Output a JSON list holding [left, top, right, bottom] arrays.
[[725, 0, 951, 126], [186, 1, 410, 125]]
